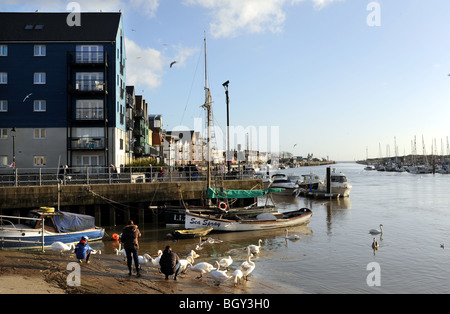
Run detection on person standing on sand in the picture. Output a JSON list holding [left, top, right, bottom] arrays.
[[159, 245, 181, 280], [120, 220, 142, 277]]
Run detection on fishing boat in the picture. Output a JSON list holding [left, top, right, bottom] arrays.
[[0, 207, 105, 250], [164, 187, 281, 226], [185, 207, 313, 232], [316, 169, 352, 197], [171, 226, 213, 239]]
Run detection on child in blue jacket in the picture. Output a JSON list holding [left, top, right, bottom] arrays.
[[75, 236, 93, 263]]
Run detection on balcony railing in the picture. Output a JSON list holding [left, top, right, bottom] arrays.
[[70, 137, 105, 150], [74, 108, 104, 121], [68, 51, 108, 66], [69, 79, 107, 94]]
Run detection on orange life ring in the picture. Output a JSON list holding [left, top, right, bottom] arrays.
[[218, 202, 227, 211], [111, 233, 119, 241]]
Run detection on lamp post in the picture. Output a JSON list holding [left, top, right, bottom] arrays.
[[222, 80, 230, 173], [11, 127, 16, 170]]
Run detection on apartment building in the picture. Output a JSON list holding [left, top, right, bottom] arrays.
[[0, 12, 127, 172]]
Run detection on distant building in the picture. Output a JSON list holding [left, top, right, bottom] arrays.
[[0, 12, 127, 172]]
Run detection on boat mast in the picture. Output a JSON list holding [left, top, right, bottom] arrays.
[[202, 33, 212, 191]]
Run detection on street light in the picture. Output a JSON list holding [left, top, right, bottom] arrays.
[[222, 80, 230, 173], [10, 127, 16, 170]]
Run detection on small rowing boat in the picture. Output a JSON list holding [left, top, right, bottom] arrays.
[[172, 226, 213, 239]]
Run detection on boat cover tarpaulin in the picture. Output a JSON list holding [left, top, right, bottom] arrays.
[[207, 187, 285, 199], [53, 211, 96, 233]]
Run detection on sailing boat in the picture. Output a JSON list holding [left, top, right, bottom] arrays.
[[171, 35, 312, 232], [164, 35, 282, 227]]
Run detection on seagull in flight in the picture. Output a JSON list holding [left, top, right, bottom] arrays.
[[170, 61, 177, 68], [23, 93, 32, 102]]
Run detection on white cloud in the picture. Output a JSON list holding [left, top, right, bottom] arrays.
[[184, 0, 342, 38], [125, 38, 166, 90], [125, 39, 199, 90]]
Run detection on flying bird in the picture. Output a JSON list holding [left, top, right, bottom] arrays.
[[23, 93, 32, 102], [170, 61, 177, 68]]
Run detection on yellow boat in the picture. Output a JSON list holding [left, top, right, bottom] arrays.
[[173, 227, 213, 239]]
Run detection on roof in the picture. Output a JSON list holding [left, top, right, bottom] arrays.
[[0, 12, 122, 42]]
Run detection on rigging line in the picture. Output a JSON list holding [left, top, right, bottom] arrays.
[[87, 188, 147, 213], [180, 42, 203, 126]]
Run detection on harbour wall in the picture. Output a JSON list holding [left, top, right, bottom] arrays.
[[0, 180, 263, 226]]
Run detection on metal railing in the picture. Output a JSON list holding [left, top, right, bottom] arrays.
[[0, 166, 258, 187]]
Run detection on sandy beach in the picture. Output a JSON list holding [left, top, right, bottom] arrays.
[[0, 250, 268, 294]]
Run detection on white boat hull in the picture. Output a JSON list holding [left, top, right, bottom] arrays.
[[185, 208, 312, 232]]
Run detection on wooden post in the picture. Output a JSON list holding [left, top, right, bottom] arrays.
[[94, 205, 101, 226], [109, 205, 116, 227], [326, 167, 331, 194]]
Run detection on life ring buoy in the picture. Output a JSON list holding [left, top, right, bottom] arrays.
[[218, 202, 227, 211], [111, 233, 119, 241]]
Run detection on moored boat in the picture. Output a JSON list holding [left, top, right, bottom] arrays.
[[0, 208, 105, 250], [172, 226, 213, 239], [185, 207, 313, 232]]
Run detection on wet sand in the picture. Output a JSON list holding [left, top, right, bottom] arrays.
[[0, 250, 271, 294]]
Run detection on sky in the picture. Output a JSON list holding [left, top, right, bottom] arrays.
[[2, 0, 450, 161]]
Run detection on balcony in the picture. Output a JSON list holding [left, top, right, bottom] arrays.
[[68, 79, 107, 95], [70, 137, 105, 150], [74, 108, 105, 121], [68, 51, 108, 67]]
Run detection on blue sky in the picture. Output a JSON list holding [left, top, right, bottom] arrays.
[[2, 0, 450, 161]]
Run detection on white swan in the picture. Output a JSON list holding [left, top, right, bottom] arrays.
[[195, 237, 205, 250], [150, 250, 163, 267], [372, 238, 379, 250], [240, 248, 256, 281], [218, 256, 233, 270], [206, 237, 223, 244], [369, 224, 383, 235], [209, 261, 230, 286], [138, 253, 152, 265], [231, 269, 243, 286], [187, 250, 200, 259], [49, 242, 75, 255], [246, 239, 262, 255], [285, 229, 301, 240], [190, 262, 214, 279], [179, 256, 194, 274]]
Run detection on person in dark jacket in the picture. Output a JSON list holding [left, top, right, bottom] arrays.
[[75, 236, 93, 264], [120, 220, 142, 277], [159, 245, 181, 280]]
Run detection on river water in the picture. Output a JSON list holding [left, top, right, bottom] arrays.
[[100, 162, 450, 294]]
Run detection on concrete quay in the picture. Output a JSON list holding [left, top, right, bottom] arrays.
[[0, 179, 263, 226]]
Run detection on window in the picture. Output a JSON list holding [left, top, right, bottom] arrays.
[[0, 128, 7, 139], [75, 45, 104, 63], [0, 100, 7, 112], [34, 128, 46, 139], [0, 72, 7, 84], [25, 24, 34, 29], [34, 24, 44, 30], [34, 45, 46, 56], [33, 100, 46, 112], [33, 72, 46, 84], [0, 45, 7, 56], [75, 100, 103, 120], [34, 156, 46, 166], [0, 155, 8, 167], [75, 72, 104, 91]]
